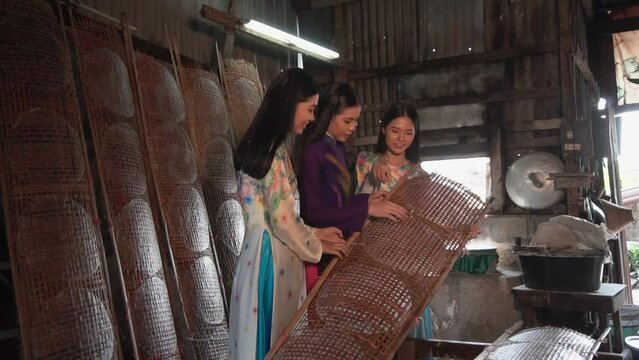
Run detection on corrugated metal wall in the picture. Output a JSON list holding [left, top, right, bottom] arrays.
[[301, 0, 596, 215], [333, 0, 561, 148], [78, 0, 297, 84]]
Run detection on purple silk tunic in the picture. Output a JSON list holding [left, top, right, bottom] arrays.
[[299, 135, 369, 234], [299, 135, 369, 291]]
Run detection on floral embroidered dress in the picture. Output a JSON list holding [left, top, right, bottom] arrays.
[[354, 151, 433, 346], [229, 146, 322, 360], [355, 151, 413, 193]]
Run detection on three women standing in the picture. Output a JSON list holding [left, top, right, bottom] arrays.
[[229, 69, 348, 360], [230, 70, 425, 359]]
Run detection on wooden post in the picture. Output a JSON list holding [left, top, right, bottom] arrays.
[[607, 104, 632, 303], [332, 4, 348, 83], [489, 115, 504, 213], [223, 0, 239, 58], [557, 0, 580, 216]]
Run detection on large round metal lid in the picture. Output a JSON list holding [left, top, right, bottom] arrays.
[[505, 152, 565, 210]]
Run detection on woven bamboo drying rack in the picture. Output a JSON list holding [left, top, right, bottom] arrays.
[[476, 322, 601, 360], [133, 51, 229, 358], [222, 58, 263, 144], [0, 0, 121, 358], [180, 64, 244, 306], [266, 167, 491, 359], [70, 11, 180, 359]]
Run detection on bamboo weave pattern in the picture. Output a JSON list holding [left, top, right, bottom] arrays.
[[483, 327, 597, 360], [72, 14, 179, 359], [223, 59, 262, 145], [181, 67, 244, 304], [0, 1, 120, 358], [135, 54, 228, 358], [268, 169, 489, 359]]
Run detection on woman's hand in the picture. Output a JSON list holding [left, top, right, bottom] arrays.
[[314, 227, 349, 259], [314, 227, 343, 242], [320, 239, 349, 259], [368, 190, 390, 203], [369, 200, 409, 221], [373, 160, 392, 184]]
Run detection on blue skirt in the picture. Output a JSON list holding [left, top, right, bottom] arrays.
[[256, 231, 274, 359], [407, 306, 434, 360]]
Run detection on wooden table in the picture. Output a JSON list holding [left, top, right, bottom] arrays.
[[512, 283, 626, 353]]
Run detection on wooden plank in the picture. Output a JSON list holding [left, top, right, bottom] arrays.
[[504, 135, 561, 149], [354, 80, 365, 140], [473, 0, 485, 53], [353, 1, 362, 68], [361, 88, 560, 112], [368, 0, 379, 141], [504, 0, 513, 48], [421, 125, 490, 139], [558, 0, 579, 216], [347, 42, 558, 81], [346, 2, 354, 62], [361, 0, 370, 70], [377, 0, 386, 67], [410, 87, 561, 109], [594, 16, 639, 35], [484, 0, 501, 51], [595, 352, 626, 360], [369, 0, 378, 70], [395, 0, 405, 62], [545, 0, 559, 44], [310, 0, 359, 9], [379, 76, 388, 114], [410, 338, 489, 359], [504, 118, 562, 131], [426, 0, 441, 59], [416, 0, 427, 61], [420, 143, 490, 160], [199, 4, 244, 30], [361, 4, 373, 148], [334, 4, 346, 60], [386, 0, 395, 65], [409, 0, 418, 61], [490, 115, 504, 213]]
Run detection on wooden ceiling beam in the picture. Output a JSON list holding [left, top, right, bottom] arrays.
[[347, 42, 558, 81], [199, 4, 246, 30], [594, 15, 639, 34], [360, 87, 561, 112], [291, 0, 359, 11], [310, 0, 359, 10]]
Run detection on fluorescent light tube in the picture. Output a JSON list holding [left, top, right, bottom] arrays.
[[243, 19, 339, 60]]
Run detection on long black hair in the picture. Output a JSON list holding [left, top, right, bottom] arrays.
[[234, 68, 319, 179], [293, 83, 360, 171], [375, 102, 420, 163]]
